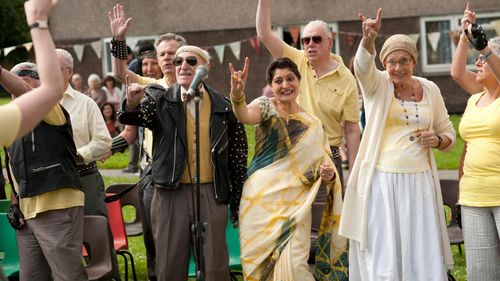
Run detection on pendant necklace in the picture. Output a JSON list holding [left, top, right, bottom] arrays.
[[395, 81, 420, 142]]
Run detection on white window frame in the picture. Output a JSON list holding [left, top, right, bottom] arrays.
[[101, 35, 159, 75], [420, 12, 500, 74]]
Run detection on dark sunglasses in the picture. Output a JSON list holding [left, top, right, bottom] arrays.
[[16, 69, 39, 80], [301, 35, 323, 45], [173, 56, 198, 67]]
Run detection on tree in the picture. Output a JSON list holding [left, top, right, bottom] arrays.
[[0, 0, 30, 49]]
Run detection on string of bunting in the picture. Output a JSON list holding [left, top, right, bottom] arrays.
[[1, 19, 499, 64]]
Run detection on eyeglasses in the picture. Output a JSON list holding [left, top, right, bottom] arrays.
[[173, 56, 198, 67], [386, 58, 412, 68], [301, 35, 323, 45], [16, 69, 39, 80], [476, 54, 488, 64]]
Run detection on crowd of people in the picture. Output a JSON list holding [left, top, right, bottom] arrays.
[[1, 0, 500, 281]]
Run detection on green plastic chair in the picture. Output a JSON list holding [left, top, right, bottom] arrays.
[[188, 217, 242, 279], [0, 199, 20, 279]]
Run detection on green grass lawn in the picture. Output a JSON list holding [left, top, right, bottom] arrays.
[[1, 92, 467, 280]]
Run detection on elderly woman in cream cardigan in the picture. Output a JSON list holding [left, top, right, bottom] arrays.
[[340, 8, 455, 281]]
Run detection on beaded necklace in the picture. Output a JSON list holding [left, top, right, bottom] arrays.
[[395, 82, 420, 141]]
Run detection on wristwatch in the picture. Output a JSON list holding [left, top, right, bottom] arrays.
[[29, 20, 48, 30]]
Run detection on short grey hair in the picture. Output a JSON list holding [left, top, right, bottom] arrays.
[[304, 20, 332, 39], [154, 33, 187, 50], [56, 48, 74, 69], [489, 37, 500, 56], [87, 73, 102, 84]]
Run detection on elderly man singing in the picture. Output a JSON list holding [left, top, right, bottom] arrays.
[[118, 45, 248, 281]]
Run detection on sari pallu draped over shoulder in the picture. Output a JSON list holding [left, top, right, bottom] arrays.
[[239, 112, 347, 281]]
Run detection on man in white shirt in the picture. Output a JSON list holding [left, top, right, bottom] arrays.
[[56, 49, 112, 217], [56, 49, 121, 280]]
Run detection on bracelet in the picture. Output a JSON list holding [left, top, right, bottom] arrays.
[[460, 34, 469, 43], [483, 49, 493, 62], [436, 135, 443, 149], [111, 135, 128, 154], [111, 38, 128, 60], [230, 94, 246, 107]]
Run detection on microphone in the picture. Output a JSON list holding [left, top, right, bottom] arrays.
[[186, 65, 209, 98]]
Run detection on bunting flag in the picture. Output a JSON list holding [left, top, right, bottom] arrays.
[[127, 38, 139, 51], [274, 27, 284, 41], [73, 44, 85, 62], [91, 41, 102, 59], [4, 46, 15, 56], [213, 44, 225, 64], [228, 41, 241, 60], [427, 32, 441, 52], [288, 26, 300, 47], [250, 36, 261, 55], [23, 42, 33, 52], [408, 33, 420, 44], [344, 34, 356, 47]]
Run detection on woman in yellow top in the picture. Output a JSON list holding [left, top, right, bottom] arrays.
[[230, 57, 347, 280], [450, 4, 500, 280], [0, 0, 64, 147]]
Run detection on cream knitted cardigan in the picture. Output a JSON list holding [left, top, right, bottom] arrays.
[[339, 45, 455, 266]]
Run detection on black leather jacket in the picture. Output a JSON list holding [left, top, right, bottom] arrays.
[[118, 83, 247, 220]]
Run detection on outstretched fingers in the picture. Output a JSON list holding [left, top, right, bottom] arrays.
[[374, 8, 383, 25]]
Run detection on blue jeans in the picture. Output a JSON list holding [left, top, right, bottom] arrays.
[[462, 205, 500, 281]]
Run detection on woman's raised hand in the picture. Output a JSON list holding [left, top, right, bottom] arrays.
[[229, 57, 250, 99], [108, 4, 132, 41], [359, 8, 382, 44], [461, 2, 476, 32]]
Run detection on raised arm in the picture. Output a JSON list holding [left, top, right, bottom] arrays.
[[11, 0, 64, 139], [108, 4, 139, 84], [359, 8, 382, 55], [0, 68, 33, 97], [229, 57, 262, 125], [450, 2, 483, 94], [256, 0, 285, 58]]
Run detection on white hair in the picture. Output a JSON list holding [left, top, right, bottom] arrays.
[[304, 20, 332, 39], [87, 73, 102, 84], [56, 48, 74, 69]]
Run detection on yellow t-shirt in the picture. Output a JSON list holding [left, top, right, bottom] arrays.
[[0, 103, 22, 147], [459, 92, 500, 207], [10, 104, 84, 219], [282, 44, 359, 147]]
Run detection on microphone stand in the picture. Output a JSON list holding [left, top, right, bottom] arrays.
[[191, 88, 206, 281]]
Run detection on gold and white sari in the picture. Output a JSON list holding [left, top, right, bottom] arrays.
[[239, 97, 347, 281]]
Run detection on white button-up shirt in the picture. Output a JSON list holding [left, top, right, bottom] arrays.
[[61, 85, 111, 164]]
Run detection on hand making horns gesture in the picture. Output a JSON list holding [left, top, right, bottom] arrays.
[[359, 8, 383, 44]]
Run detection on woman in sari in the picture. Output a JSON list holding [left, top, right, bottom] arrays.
[[229, 57, 347, 281]]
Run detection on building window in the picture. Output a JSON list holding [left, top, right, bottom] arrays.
[[420, 12, 500, 74], [101, 35, 158, 75]]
